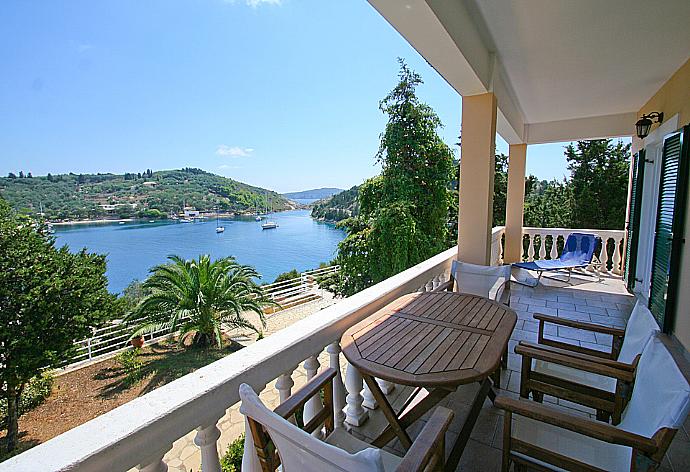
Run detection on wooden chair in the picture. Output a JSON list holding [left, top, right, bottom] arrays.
[[435, 260, 512, 387], [435, 260, 511, 307], [517, 300, 659, 423], [240, 367, 454, 472], [497, 336, 690, 471]]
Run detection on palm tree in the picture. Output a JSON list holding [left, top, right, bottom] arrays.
[[129, 255, 274, 348]]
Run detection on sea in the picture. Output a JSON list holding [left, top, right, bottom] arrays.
[[53, 210, 345, 294]]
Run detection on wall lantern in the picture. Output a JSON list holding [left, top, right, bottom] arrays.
[[635, 112, 664, 139]]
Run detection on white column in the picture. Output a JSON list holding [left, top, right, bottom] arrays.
[[504, 143, 527, 263], [303, 355, 323, 435], [327, 342, 346, 428], [362, 381, 377, 409], [195, 420, 222, 472], [458, 93, 497, 265], [344, 361, 368, 427], [137, 448, 170, 472]]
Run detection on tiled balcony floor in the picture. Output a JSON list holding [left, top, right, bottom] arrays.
[[350, 273, 690, 471]]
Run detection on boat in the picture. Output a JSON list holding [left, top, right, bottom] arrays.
[[180, 218, 193, 223], [255, 216, 262, 221], [215, 209, 225, 233], [261, 193, 278, 230], [119, 221, 126, 225]]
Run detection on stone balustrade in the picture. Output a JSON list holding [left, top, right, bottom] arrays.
[[1, 247, 456, 472]]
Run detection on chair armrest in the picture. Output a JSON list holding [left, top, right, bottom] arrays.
[[515, 342, 634, 382], [432, 280, 454, 292], [396, 407, 454, 472], [517, 341, 635, 372], [533, 313, 626, 336], [274, 368, 336, 419], [495, 395, 657, 454]]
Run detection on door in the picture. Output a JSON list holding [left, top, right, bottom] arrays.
[[648, 126, 690, 331], [625, 149, 645, 292]]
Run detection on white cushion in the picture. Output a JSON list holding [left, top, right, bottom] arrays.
[[512, 415, 632, 471], [239, 383, 385, 472], [534, 360, 617, 393], [325, 428, 402, 472], [451, 260, 511, 301], [618, 336, 690, 437], [617, 301, 660, 364]]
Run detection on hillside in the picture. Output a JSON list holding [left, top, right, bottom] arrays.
[[310, 185, 359, 222], [283, 187, 344, 200], [0, 168, 293, 221]]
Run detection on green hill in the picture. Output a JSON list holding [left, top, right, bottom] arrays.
[[283, 187, 344, 200], [0, 168, 293, 221], [310, 186, 359, 222]]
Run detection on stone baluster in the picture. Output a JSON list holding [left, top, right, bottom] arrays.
[[527, 234, 536, 262], [303, 355, 323, 435], [344, 361, 368, 427], [362, 381, 377, 409], [327, 341, 347, 428], [613, 238, 623, 275], [195, 419, 222, 472], [599, 237, 610, 274], [137, 447, 171, 472], [377, 379, 395, 394], [276, 369, 295, 403]]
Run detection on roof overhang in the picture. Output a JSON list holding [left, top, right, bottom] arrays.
[[368, 0, 690, 145]]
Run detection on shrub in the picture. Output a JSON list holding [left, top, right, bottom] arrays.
[[0, 372, 54, 429], [220, 433, 245, 472], [116, 348, 144, 385]]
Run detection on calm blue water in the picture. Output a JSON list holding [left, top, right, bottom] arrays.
[[54, 210, 345, 294]]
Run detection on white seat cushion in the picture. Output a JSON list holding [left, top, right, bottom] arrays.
[[534, 359, 617, 393], [325, 429, 402, 472], [513, 415, 632, 471]]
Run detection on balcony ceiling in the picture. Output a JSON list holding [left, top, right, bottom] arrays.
[[368, 0, 690, 144]]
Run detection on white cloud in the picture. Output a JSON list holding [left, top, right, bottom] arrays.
[[218, 164, 243, 170], [223, 0, 282, 7], [216, 145, 254, 157]]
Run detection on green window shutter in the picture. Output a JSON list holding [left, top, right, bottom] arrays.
[[649, 126, 690, 331], [625, 149, 645, 292]]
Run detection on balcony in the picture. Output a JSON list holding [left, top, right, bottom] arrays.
[[3, 227, 689, 472]]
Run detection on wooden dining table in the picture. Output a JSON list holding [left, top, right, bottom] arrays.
[[341, 290, 517, 471]]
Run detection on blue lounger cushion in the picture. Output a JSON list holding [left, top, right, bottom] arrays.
[[513, 233, 601, 272]]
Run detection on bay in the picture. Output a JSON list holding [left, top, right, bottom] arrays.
[[54, 210, 345, 293]]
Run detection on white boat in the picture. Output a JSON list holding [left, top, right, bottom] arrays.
[[255, 216, 262, 221], [261, 221, 278, 230], [216, 226, 225, 233], [180, 218, 193, 223], [215, 209, 225, 233]]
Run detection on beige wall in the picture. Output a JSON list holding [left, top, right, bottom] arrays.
[[638, 57, 690, 351], [457, 93, 497, 265]]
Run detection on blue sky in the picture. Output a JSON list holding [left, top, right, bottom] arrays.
[[1, 0, 610, 193]]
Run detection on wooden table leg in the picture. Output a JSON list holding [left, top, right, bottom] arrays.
[[372, 386, 452, 448], [362, 374, 413, 449], [444, 378, 493, 472]]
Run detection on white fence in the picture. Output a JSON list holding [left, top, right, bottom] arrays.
[[66, 265, 340, 368], [489, 226, 625, 275]]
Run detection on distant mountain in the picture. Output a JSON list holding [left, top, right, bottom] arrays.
[[0, 168, 294, 221], [283, 187, 344, 201], [311, 185, 359, 222]]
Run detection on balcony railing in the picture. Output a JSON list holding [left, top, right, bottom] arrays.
[[490, 226, 625, 275], [2, 226, 625, 471]]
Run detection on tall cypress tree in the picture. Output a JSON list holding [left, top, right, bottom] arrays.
[[337, 60, 454, 295]]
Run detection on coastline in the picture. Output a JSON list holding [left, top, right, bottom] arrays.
[[51, 218, 140, 227]]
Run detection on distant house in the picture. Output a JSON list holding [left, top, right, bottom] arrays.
[[183, 207, 200, 218], [143, 181, 157, 187]]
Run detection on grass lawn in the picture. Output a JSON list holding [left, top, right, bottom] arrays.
[[0, 337, 242, 461]]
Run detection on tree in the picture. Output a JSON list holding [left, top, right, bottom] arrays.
[[566, 139, 630, 229], [0, 198, 110, 452], [18, 171, 24, 179], [336, 60, 454, 295], [7, 173, 16, 179], [129, 255, 273, 348], [273, 269, 300, 284], [492, 153, 509, 227]]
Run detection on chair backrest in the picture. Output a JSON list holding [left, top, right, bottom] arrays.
[[239, 383, 384, 472], [617, 300, 660, 364], [559, 233, 601, 265], [618, 336, 690, 439], [451, 260, 511, 300]]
